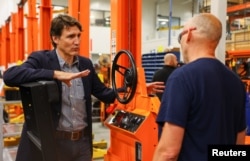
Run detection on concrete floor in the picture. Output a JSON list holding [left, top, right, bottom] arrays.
[[3, 122, 111, 161], [93, 122, 110, 161]]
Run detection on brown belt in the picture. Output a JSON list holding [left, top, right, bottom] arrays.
[[55, 129, 86, 141]]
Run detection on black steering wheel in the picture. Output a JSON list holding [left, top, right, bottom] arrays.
[[112, 50, 137, 104]]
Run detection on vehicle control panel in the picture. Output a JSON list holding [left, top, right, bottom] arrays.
[[107, 109, 145, 133]]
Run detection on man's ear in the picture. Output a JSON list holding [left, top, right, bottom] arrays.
[[52, 36, 59, 44], [186, 31, 191, 43]]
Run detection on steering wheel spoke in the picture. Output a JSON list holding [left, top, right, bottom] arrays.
[[113, 64, 127, 76]]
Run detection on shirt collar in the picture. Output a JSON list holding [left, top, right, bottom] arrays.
[[56, 50, 79, 68]]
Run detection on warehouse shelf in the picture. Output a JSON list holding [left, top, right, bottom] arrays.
[[142, 51, 180, 83], [0, 100, 23, 161], [226, 0, 250, 58], [227, 1, 250, 14], [227, 49, 250, 57]]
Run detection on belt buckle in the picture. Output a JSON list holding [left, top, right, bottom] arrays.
[[71, 131, 80, 141]]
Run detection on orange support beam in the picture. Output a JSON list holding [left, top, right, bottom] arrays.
[[5, 21, 11, 68], [227, 50, 250, 57], [9, 30, 15, 62], [39, 0, 52, 50], [110, 0, 142, 67], [9, 6, 25, 64], [17, 3, 25, 61], [110, 0, 129, 87], [68, 0, 79, 20], [110, 0, 129, 59], [227, 2, 250, 13], [0, 29, 2, 65], [1, 25, 7, 68], [0, 26, 6, 67], [129, 0, 142, 67], [68, 0, 90, 58], [110, 0, 142, 87], [27, 0, 38, 55], [10, 13, 18, 63]]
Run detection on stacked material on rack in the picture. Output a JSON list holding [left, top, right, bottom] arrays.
[[3, 86, 21, 101], [3, 123, 23, 147]]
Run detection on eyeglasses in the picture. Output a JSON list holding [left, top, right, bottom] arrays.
[[178, 27, 197, 44]]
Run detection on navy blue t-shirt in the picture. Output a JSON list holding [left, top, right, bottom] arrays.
[[157, 58, 246, 161]]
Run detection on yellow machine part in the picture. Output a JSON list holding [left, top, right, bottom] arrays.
[[93, 148, 107, 159], [92, 134, 108, 159], [4, 136, 21, 147], [93, 140, 107, 149], [9, 114, 24, 123], [92, 139, 108, 159]]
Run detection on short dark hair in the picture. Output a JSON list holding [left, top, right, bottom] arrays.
[[50, 14, 82, 48]]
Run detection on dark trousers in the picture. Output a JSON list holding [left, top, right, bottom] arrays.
[[55, 135, 92, 161], [15, 124, 92, 161]]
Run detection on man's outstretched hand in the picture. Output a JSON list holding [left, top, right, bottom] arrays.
[[53, 69, 90, 87], [146, 81, 165, 95]]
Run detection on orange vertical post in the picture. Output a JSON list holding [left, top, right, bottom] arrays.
[[68, 0, 79, 20], [39, 0, 52, 50], [110, 0, 142, 86], [5, 21, 11, 68], [1, 25, 7, 68], [9, 16, 14, 63], [27, 0, 38, 55], [129, 0, 142, 66], [17, 3, 25, 61], [9, 30, 15, 62], [10, 13, 17, 63], [0, 29, 2, 65], [0, 26, 6, 67], [68, 0, 90, 58], [0, 27, 3, 98], [110, 0, 142, 66], [110, 0, 129, 87]]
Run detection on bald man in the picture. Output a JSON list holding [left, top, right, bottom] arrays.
[[153, 13, 246, 161], [152, 53, 178, 100]]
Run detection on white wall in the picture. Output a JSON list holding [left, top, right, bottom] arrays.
[[90, 26, 110, 53], [91, 0, 110, 11], [142, 0, 157, 41], [90, 0, 110, 54], [157, 0, 197, 25], [0, 0, 20, 27], [142, 0, 196, 54]]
